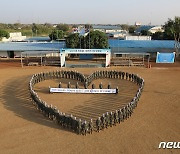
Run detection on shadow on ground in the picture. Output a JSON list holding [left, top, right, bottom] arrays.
[[0, 75, 74, 134]]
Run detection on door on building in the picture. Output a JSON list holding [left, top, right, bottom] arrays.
[[7, 51, 15, 58]]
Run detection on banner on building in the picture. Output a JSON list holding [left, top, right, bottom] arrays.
[[156, 52, 175, 63], [61, 49, 111, 54], [50, 88, 117, 94]]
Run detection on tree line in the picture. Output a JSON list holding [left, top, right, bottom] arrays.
[[0, 17, 179, 51]]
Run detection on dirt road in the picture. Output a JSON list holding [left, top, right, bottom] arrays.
[[0, 64, 179, 154]]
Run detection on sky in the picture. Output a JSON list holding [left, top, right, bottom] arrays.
[[0, 0, 179, 25]]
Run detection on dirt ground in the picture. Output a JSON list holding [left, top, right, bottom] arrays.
[[0, 62, 179, 154]]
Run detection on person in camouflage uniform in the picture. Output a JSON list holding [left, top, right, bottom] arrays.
[[99, 82, 103, 89], [82, 121, 88, 136], [58, 82, 62, 88], [126, 72, 129, 80], [122, 72, 125, 79], [76, 82, 79, 89], [109, 112, 114, 127], [84, 82, 88, 89], [67, 82, 71, 88], [117, 109, 121, 123], [89, 119, 93, 134], [118, 71, 122, 79], [105, 112, 110, 128], [116, 86, 119, 94], [129, 73, 132, 81], [72, 117, 77, 132], [101, 114, 106, 130], [77, 119, 82, 135], [92, 83, 95, 89], [114, 110, 118, 126], [108, 83, 111, 89], [96, 117, 101, 132]]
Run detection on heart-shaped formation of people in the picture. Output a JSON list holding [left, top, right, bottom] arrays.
[[29, 70, 144, 135]]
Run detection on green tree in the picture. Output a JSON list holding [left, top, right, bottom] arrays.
[[152, 31, 164, 40], [140, 30, 151, 36], [0, 29, 9, 40], [121, 24, 129, 31], [32, 23, 38, 35], [85, 31, 108, 49], [49, 30, 64, 40], [164, 16, 180, 57], [128, 26, 136, 34], [85, 24, 92, 29], [65, 33, 80, 48], [57, 24, 69, 32], [66, 30, 108, 49]]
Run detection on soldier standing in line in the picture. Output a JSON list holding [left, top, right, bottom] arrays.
[[105, 70, 108, 78], [114, 71, 118, 78], [59, 82, 62, 88], [67, 82, 71, 88], [99, 82, 103, 89], [118, 109, 121, 123], [126, 72, 129, 80], [72, 117, 77, 132], [92, 83, 95, 89], [129, 73, 132, 81], [125, 106, 129, 118], [105, 112, 110, 128], [89, 119, 93, 134], [119, 71, 122, 79], [76, 82, 79, 89], [122, 72, 125, 79], [77, 119, 82, 135], [128, 103, 133, 117], [82, 121, 88, 136], [108, 83, 111, 89], [102, 70, 105, 78], [61, 113, 66, 127], [121, 107, 125, 121], [124, 106, 128, 120], [113, 70, 116, 78], [53, 106, 59, 121], [57, 111, 63, 125], [116, 86, 119, 94], [96, 117, 101, 132], [120, 108, 124, 122], [55, 110, 60, 124], [109, 112, 114, 127], [84, 82, 88, 89], [101, 114, 106, 130], [131, 73, 134, 82], [99, 70, 103, 78], [114, 110, 118, 126], [58, 71, 62, 78], [69, 114, 74, 129], [109, 70, 113, 78]]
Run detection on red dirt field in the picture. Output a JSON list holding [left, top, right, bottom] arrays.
[[0, 62, 179, 154]]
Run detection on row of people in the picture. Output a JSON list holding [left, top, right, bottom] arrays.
[[58, 81, 118, 91], [30, 86, 94, 135], [29, 70, 144, 88], [96, 89, 142, 131]]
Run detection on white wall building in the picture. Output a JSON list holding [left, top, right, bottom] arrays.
[[125, 36, 151, 40], [148, 26, 164, 34], [2, 32, 26, 42], [93, 25, 122, 33]]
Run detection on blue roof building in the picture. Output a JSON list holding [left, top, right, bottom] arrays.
[[109, 39, 175, 57]]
